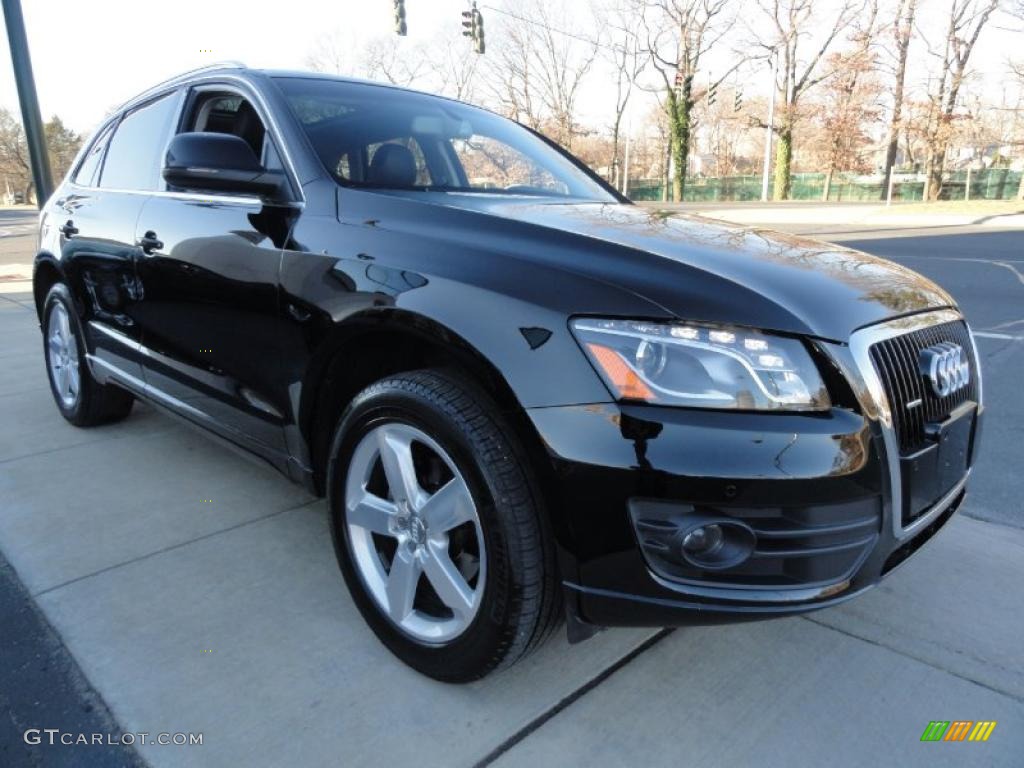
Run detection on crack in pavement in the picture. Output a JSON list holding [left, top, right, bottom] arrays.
[[472, 628, 676, 767], [32, 498, 320, 599]]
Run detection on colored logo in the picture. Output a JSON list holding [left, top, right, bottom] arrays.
[[921, 721, 996, 742]]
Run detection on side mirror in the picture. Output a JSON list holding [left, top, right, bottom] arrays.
[[162, 132, 285, 199]]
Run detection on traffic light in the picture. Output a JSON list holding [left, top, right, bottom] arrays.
[[394, 0, 407, 36], [461, 3, 484, 54], [474, 9, 485, 54], [707, 80, 718, 106], [674, 71, 692, 93], [733, 89, 743, 112]]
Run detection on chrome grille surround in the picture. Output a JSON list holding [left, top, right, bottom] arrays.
[[844, 309, 982, 540], [869, 320, 979, 454]]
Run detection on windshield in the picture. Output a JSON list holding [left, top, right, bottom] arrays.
[[273, 77, 616, 201]]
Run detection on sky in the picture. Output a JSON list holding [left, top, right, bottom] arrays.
[[0, 0, 1019, 138]]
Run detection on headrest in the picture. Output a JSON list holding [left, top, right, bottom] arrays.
[[368, 143, 417, 187]]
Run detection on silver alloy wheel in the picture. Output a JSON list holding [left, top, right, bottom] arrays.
[[47, 302, 80, 408], [345, 423, 486, 643]]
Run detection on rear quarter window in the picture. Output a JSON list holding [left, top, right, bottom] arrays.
[[72, 122, 114, 187]]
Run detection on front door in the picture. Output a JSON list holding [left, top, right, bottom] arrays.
[[131, 88, 297, 463]]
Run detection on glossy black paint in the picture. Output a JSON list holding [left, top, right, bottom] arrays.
[[50, 190, 149, 381], [34, 66, 971, 632], [131, 195, 297, 458]]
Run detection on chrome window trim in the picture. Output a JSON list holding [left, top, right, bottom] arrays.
[[66, 184, 267, 208], [846, 309, 981, 540], [66, 74, 305, 208]]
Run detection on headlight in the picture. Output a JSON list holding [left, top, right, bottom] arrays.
[[571, 318, 830, 411]]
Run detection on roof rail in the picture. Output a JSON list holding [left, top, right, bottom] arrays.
[[146, 60, 247, 91], [115, 61, 248, 113]]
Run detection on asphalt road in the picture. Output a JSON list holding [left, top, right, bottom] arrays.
[[0, 209, 37, 273], [0, 215, 1021, 767]]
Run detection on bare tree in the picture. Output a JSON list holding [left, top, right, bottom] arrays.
[[1014, 63, 1024, 200], [639, 0, 741, 201], [485, 9, 543, 129], [484, 0, 600, 145], [0, 109, 81, 203], [751, 0, 863, 200], [511, 0, 600, 149], [598, 2, 646, 187], [427, 31, 481, 103], [0, 108, 31, 200], [811, 49, 883, 199], [920, 0, 999, 201], [1007, 0, 1024, 199], [700, 87, 765, 177], [879, 0, 918, 199], [44, 116, 82, 186], [305, 29, 359, 75], [817, 0, 881, 200], [305, 30, 426, 87], [361, 36, 428, 87]]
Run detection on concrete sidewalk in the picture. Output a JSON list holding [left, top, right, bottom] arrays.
[[2, 285, 1022, 767]]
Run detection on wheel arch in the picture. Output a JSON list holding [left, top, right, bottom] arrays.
[[299, 308, 555, 499], [32, 253, 65, 322]]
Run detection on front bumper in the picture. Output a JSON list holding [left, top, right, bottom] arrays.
[[527, 314, 982, 628]]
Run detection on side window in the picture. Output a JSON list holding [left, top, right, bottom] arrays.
[[72, 122, 113, 187], [449, 135, 562, 192], [187, 92, 267, 160], [336, 152, 352, 180], [100, 94, 178, 191]]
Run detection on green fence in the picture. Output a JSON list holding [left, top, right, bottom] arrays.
[[627, 168, 1022, 203]]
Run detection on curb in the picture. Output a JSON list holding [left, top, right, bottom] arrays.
[[641, 204, 1024, 229]]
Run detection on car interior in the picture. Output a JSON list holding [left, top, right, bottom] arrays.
[[186, 93, 280, 170]]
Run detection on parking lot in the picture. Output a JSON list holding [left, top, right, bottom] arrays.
[[1, 211, 1022, 767]]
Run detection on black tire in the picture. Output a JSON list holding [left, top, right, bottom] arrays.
[[326, 369, 561, 682], [42, 283, 133, 427]]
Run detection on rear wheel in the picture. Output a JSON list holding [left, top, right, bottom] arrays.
[[42, 283, 133, 426], [327, 369, 560, 682]]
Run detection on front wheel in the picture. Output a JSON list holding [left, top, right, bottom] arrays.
[[326, 370, 561, 682]]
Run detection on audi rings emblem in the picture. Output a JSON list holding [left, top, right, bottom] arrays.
[[920, 343, 970, 397]]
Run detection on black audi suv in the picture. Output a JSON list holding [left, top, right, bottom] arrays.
[[33, 64, 982, 681]]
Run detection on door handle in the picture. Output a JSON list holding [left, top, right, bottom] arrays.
[[60, 220, 79, 238], [138, 230, 163, 255]]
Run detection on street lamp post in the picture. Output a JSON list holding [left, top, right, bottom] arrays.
[[760, 49, 777, 203], [2, 0, 52, 208]]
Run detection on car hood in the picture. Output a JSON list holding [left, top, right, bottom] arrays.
[[351, 193, 956, 342]]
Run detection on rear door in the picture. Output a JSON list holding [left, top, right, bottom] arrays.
[[56, 92, 180, 386], [131, 85, 298, 463]]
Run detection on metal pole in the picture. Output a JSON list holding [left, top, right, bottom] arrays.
[[761, 50, 777, 203], [965, 166, 971, 202], [2, 0, 52, 208], [886, 166, 895, 206]]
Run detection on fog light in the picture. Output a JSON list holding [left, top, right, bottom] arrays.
[[677, 519, 756, 570], [682, 525, 724, 557]]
